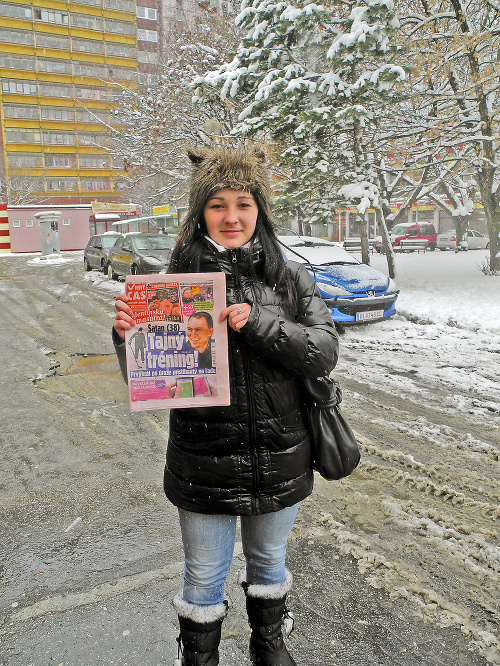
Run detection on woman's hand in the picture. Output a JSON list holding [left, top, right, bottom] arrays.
[[113, 293, 135, 340], [219, 303, 251, 332]]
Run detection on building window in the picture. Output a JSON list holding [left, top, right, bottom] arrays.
[[5, 129, 42, 143], [41, 107, 75, 122], [73, 62, 107, 78], [105, 42, 137, 58], [2, 79, 38, 95], [7, 153, 43, 168], [137, 6, 157, 20], [26, 219, 34, 227], [63, 219, 71, 226], [137, 28, 158, 42], [46, 179, 78, 191], [71, 38, 105, 54], [79, 155, 110, 168], [0, 4, 32, 19], [33, 8, 69, 25], [105, 19, 136, 35], [76, 108, 108, 123], [81, 179, 112, 191], [0, 28, 33, 45], [0, 55, 36, 71], [38, 82, 73, 98], [138, 51, 159, 65], [103, 0, 135, 11], [43, 131, 76, 145], [78, 133, 110, 147], [37, 59, 72, 75], [72, 0, 102, 6], [75, 87, 108, 101], [71, 14, 103, 30], [34, 33, 70, 50], [45, 154, 76, 168], [13, 220, 21, 228], [107, 66, 137, 82], [3, 105, 39, 120]]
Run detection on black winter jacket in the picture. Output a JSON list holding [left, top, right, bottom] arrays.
[[114, 238, 339, 515]]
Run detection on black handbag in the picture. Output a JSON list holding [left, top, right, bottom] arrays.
[[302, 375, 361, 480]]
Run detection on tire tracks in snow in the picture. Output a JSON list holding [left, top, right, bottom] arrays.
[[306, 367, 500, 663]]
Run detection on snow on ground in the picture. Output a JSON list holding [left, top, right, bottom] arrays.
[[26, 253, 76, 266], [336, 248, 500, 425], [385, 248, 499, 334]]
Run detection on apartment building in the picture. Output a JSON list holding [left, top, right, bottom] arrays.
[[136, 0, 161, 77], [0, 0, 141, 205], [0, 0, 236, 208]]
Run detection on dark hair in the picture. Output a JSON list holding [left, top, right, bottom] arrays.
[[188, 311, 213, 328]]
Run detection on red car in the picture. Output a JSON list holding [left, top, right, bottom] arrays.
[[389, 223, 437, 251]]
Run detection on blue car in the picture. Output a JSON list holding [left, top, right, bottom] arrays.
[[278, 236, 398, 326]]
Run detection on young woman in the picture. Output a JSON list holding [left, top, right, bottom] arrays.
[[112, 146, 339, 666]]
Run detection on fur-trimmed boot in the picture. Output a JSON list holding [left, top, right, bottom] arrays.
[[172, 592, 228, 666], [240, 570, 297, 666]]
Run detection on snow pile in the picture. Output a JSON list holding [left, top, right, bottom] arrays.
[[26, 254, 75, 266], [337, 248, 500, 422]]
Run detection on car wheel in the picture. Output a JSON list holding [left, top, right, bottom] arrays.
[[486, 242, 490, 250], [101, 261, 107, 274], [107, 263, 117, 280], [429, 243, 436, 251], [84, 258, 91, 271], [131, 264, 140, 275]]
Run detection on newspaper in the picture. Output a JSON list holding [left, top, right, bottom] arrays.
[[124, 272, 230, 412]]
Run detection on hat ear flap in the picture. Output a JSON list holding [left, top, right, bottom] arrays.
[[253, 146, 266, 163], [186, 146, 205, 165]]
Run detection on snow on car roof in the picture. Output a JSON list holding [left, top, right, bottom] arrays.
[[278, 235, 359, 265]]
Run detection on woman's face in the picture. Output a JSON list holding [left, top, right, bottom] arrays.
[[203, 189, 258, 249]]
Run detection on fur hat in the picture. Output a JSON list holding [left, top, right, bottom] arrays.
[[185, 145, 272, 230]]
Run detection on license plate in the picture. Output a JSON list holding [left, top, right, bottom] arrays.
[[356, 309, 384, 322]]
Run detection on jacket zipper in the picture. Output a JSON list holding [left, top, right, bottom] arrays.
[[231, 250, 260, 513]]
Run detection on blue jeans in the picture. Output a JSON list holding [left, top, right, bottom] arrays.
[[178, 504, 299, 606]]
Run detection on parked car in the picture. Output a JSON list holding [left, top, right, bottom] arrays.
[[106, 233, 177, 279], [83, 232, 123, 272], [389, 222, 437, 251], [278, 236, 398, 326], [437, 229, 490, 251]]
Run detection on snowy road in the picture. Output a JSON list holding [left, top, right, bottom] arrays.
[[0, 249, 498, 665]]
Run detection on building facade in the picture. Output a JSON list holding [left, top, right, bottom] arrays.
[[0, 0, 142, 205]]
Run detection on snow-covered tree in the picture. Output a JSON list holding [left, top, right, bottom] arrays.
[[396, 0, 500, 269], [103, 16, 241, 214], [5, 173, 48, 205], [196, 0, 406, 273]]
